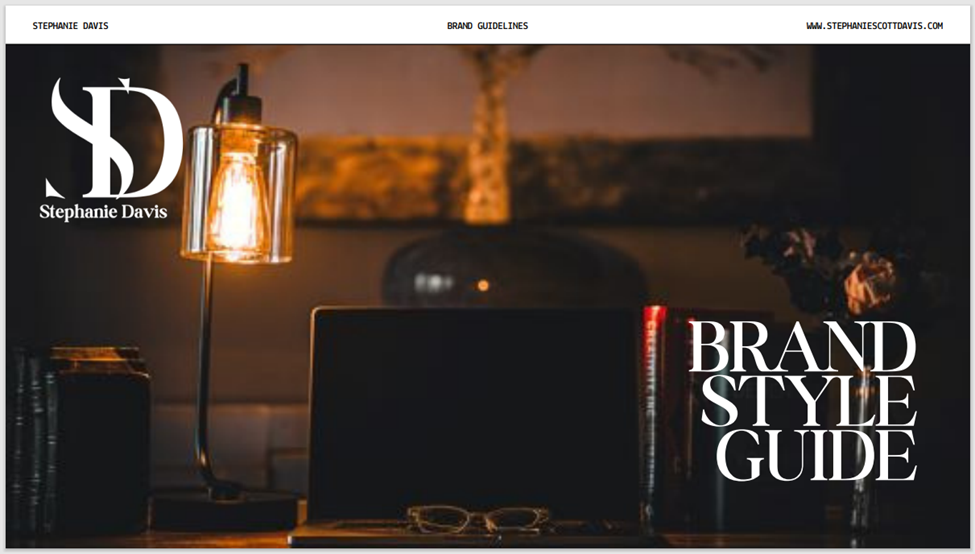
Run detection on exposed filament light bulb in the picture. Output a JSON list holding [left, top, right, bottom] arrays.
[[206, 151, 270, 262]]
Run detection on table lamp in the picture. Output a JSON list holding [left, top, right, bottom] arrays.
[[152, 64, 298, 531]]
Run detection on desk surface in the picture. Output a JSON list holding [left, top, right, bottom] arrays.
[[14, 530, 860, 548], [6, 502, 908, 548]]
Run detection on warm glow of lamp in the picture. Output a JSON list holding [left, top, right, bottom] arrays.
[[205, 152, 270, 261], [181, 65, 295, 266]]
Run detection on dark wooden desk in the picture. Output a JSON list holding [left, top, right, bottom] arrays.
[[7, 502, 903, 548], [14, 530, 861, 549]]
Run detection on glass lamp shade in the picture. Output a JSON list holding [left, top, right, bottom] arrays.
[[181, 123, 297, 264]]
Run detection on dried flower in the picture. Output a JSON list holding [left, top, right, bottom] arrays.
[[741, 225, 850, 317], [784, 229, 817, 260], [742, 224, 946, 327], [844, 252, 899, 316]]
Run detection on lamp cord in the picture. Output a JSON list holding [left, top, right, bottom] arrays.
[[211, 64, 249, 124], [211, 80, 237, 125]]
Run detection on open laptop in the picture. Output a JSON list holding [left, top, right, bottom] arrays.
[[289, 307, 662, 547]]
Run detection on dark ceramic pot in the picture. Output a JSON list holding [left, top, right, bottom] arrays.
[[382, 227, 647, 307]]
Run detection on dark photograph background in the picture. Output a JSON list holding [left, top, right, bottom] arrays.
[[6, 45, 970, 543]]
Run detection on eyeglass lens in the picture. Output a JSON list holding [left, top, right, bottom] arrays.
[[408, 505, 548, 534]]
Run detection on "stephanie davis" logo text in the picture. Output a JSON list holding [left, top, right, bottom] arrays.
[[41, 77, 182, 222]]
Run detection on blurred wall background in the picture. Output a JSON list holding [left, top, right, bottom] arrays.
[[9, 45, 817, 402], [7, 45, 966, 406]]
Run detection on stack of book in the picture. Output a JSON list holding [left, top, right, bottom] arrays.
[[7, 347, 150, 537]]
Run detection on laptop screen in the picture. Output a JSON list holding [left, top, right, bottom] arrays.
[[308, 308, 642, 523]]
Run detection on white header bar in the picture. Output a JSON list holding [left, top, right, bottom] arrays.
[[5, 5, 970, 44]]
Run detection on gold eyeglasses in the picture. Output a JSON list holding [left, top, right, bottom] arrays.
[[407, 505, 551, 535]]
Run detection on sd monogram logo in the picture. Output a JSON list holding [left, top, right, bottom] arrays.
[[48, 77, 183, 199]]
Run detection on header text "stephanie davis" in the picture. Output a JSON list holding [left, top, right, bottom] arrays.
[[32, 21, 109, 30]]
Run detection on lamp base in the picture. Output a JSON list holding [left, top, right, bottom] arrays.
[[151, 489, 298, 531]]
